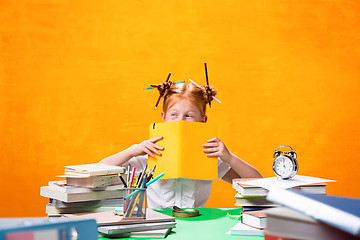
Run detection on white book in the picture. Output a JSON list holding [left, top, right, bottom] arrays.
[[234, 193, 279, 207], [46, 204, 120, 215], [40, 186, 124, 202], [227, 221, 264, 236], [109, 228, 172, 238], [66, 175, 123, 188], [98, 222, 176, 235], [64, 163, 126, 177], [242, 210, 267, 229], [48, 180, 123, 193]]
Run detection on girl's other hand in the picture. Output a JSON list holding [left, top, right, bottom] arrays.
[[202, 137, 231, 163], [130, 136, 164, 157]]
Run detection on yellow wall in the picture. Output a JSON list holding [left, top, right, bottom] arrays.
[[1, 0, 360, 217]]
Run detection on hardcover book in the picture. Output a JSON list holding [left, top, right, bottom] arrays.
[[266, 188, 360, 237], [148, 121, 217, 180], [40, 185, 124, 203], [265, 206, 360, 240], [66, 174, 123, 188], [234, 193, 279, 207], [0, 217, 98, 240], [63, 163, 126, 177], [233, 178, 327, 197], [242, 210, 267, 229]]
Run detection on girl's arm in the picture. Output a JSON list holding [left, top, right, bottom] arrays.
[[202, 137, 262, 183], [100, 136, 164, 166]]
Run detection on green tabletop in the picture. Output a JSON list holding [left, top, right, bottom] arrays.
[[99, 208, 264, 240]]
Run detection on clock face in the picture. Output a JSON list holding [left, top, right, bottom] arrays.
[[273, 155, 296, 179]]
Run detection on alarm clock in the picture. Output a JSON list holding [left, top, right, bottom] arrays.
[[272, 146, 298, 179]]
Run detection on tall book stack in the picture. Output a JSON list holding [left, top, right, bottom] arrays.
[[232, 177, 328, 212], [40, 163, 127, 216]]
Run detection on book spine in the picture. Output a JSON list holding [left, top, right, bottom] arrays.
[[41, 186, 68, 202], [267, 188, 360, 236], [41, 185, 125, 202]]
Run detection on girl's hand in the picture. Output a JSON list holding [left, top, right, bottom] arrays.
[[202, 137, 231, 163], [130, 136, 164, 157]]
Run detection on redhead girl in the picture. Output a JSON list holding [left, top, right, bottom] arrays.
[[100, 82, 262, 208]]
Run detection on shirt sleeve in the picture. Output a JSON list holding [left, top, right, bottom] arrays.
[[218, 157, 231, 179]]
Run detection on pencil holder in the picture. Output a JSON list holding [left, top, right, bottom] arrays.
[[123, 188, 147, 219]]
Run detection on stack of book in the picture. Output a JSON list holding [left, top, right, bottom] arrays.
[[227, 209, 266, 236], [232, 177, 328, 212], [265, 188, 360, 240], [40, 163, 127, 216], [229, 175, 334, 237], [64, 209, 176, 238]]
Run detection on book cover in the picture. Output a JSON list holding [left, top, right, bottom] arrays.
[[265, 207, 360, 240], [148, 121, 218, 180], [267, 188, 360, 237], [64, 163, 126, 177], [0, 217, 98, 240]]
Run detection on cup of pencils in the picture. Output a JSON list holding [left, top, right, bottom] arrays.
[[123, 187, 147, 219], [121, 165, 162, 219]]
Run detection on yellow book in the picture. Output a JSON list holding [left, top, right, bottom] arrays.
[[148, 121, 218, 180]]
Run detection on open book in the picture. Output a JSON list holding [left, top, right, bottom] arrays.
[[148, 121, 218, 180]]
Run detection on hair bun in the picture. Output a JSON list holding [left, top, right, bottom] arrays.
[[203, 85, 217, 105], [157, 81, 173, 97]]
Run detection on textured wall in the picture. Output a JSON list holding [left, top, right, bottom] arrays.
[[1, 0, 360, 217]]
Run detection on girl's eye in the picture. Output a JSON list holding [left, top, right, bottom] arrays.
[[171, 113, 178, 117], [185, 114, 193, 118]]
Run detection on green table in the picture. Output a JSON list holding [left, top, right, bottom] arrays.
[[99, 208, 264, 240]]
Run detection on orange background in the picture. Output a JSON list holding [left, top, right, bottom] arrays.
[[1, 1, 360, 217]]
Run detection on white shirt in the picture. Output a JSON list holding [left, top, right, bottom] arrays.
[[124, 153, 231, 208]]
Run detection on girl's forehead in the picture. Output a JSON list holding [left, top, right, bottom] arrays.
[[166, 99, 201, 112]]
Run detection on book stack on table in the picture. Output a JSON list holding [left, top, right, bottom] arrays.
[[229, 175, 336, 237], [40, 163, 127, 216], [232, 177, 328, 212]]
